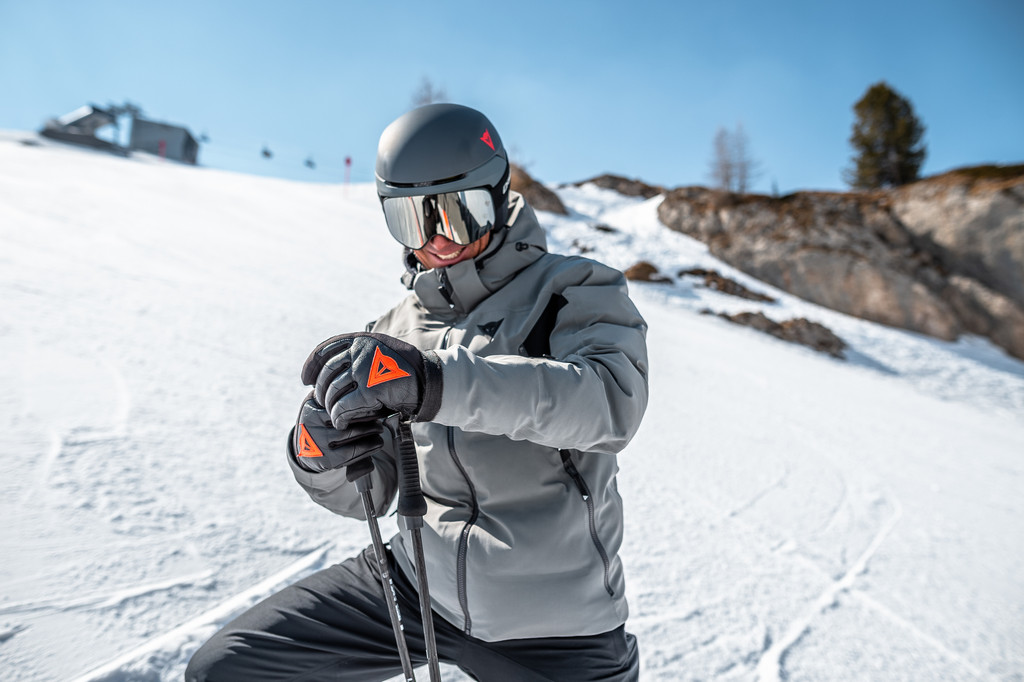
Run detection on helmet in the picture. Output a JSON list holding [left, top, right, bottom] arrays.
[[375, 104, 511, 249]]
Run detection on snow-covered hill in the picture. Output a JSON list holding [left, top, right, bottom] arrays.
[[1, 132, 1022, 681]]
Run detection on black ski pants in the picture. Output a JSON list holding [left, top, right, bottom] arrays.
[[185, 545, 639, 681]]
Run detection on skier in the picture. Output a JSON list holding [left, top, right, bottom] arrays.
[[186, 103, 649, 681]]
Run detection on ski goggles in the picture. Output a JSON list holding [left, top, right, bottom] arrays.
[[381, 188, 496, 250]]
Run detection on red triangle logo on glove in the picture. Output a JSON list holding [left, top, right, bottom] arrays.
[[367, 346, 411, 388], [297, 424, 324, 458]]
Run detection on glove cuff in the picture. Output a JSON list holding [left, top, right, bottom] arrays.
[[415, 350, 444, 422]]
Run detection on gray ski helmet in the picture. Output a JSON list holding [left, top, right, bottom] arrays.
[[375, 103, 511, 214]]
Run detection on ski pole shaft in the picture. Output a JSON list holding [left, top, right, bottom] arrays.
[[408, 522, 440, 682], [394, 419, 441, 682], [349, 459, 417, 681]]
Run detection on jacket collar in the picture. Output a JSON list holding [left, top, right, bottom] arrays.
[[403, 192, 548, 316]]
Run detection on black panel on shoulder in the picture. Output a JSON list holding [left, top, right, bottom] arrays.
[[521, 294, 568, 358]]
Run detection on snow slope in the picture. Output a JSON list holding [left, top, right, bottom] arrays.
[[1, 132, 1022, 681]]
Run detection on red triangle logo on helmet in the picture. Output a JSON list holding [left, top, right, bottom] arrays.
[[480, 129, 495, 151]]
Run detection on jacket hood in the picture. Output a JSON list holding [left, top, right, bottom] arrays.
[[402, 191, 548, 315]]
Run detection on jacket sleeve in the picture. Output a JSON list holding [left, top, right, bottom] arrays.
[[285, 427, 398, 519], [432, 265, 649, 455]]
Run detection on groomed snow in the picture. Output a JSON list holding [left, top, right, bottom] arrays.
[[1, 132, 1022, 681]]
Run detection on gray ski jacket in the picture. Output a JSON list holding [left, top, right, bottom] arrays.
[[289, 192, 649, 642]]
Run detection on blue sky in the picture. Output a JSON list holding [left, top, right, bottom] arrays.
[[2, 0, 1021, 193]]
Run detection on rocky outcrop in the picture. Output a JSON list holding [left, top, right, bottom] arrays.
[[575, 174, 664, 199], [678, 268, 776, 302], [711, 311, 847, 359], [510, 164, 567, 215], [657, 166, 1024, 359], [624, 261, 674, 284]]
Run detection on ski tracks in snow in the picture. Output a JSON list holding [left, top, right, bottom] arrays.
[[848, 589, 986, 678], [754, 498, 904, 682], [14, 331, 133, 508], [70, 542, 334, 682], [0, 571, 214, 617], [726, 466, 792, 520]]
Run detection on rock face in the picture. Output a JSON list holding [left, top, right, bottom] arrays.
[[889, 168, 1024, 358], [657, 166, 1024, 359], [892, 166, 1024, 306]]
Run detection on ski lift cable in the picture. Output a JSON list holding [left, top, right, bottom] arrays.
[[176, 136, 361, 177]]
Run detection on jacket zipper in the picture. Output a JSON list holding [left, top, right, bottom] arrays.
[[438, 326, 481, 634], [449, 427, 479, 634], [436, 269, 457, 310], [560, 450, 615, 598]]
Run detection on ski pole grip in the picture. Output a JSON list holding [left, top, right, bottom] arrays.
[[395, 420, 427, 518]]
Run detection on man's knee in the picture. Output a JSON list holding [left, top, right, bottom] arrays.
[[184, 631, 235, 682]]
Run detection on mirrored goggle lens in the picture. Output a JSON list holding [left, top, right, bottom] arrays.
[[382, 189, 495, 249]]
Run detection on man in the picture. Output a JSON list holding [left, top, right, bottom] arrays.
[[187, 104, 649, 681]]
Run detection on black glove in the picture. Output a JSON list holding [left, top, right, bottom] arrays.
[[291, 392, 386, 473], [301, 332, 443, 428]]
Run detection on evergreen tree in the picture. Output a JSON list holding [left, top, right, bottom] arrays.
[[844, 82, 926, 189]]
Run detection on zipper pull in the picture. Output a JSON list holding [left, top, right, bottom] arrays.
[[437, 269, 456, 310]]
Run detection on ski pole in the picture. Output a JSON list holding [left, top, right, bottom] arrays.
[[390, 416, 441, 682], [347, 456, 417, 681]]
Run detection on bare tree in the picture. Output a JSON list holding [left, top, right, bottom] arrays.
[[708, 123, 761, 193], [412, 77, 447, 107], [709, 127, 734, 191]]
